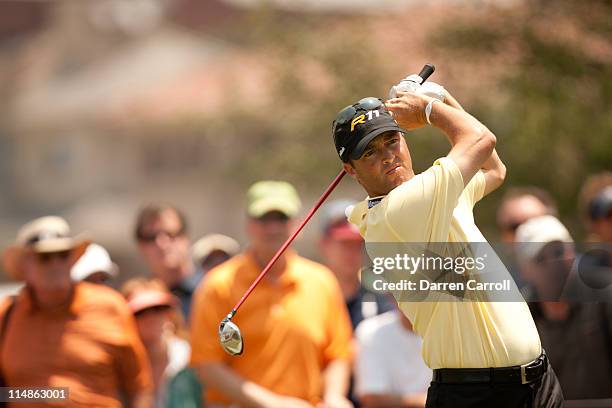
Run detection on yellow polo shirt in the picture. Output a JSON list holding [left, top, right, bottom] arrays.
[[190, 251, 353, 405], [348, 157, 541, 369]]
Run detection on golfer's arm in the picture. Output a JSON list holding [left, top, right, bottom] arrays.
[[428, 96, 496, 187], [323, 359, 351, 400], [196, 363, 277, 408], [480, 149, 506, 196], [360, 393, 427, 408], [441, 91, 505, 194], [442, 91, 464, 111]]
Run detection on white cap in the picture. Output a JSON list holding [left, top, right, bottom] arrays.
[[71, 243, 119, 281], [515, 215, 573, 261], [191, 234, 240, 266]]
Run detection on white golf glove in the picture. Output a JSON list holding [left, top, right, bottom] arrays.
[[389, 77, 446, 102], [388, 74, 422, 98], [416, 81, 446, 102]]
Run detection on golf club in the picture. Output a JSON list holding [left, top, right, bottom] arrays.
[[218, 63, 436, 356]]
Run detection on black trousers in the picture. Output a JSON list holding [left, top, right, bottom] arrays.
[[425, 359, 564, 408]]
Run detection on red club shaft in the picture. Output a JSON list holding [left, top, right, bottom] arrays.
[[230, 170, 346, 314]]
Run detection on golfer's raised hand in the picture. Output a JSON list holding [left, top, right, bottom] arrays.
[[384, 91, 431, 131]]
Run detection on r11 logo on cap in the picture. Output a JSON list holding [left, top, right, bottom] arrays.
[[351, 110, 381, 131]]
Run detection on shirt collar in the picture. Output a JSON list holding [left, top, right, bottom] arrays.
[[367, 195, 386, 209], [244, 249, 299, 287]]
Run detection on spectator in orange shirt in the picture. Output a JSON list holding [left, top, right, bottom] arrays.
[[190, 181, 354, 408], [0, 216, 153, 407]]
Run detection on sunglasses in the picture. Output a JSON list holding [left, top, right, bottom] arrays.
[[134, 304, 172, 318], [332, 97, 384, 133], [35, 250, 72, 264], [138, 230, 184, 243]]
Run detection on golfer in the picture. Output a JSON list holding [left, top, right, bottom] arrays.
[[332, 88, 563, 407]]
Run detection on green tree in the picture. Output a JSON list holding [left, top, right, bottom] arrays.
[[429, 0, 612, 237]]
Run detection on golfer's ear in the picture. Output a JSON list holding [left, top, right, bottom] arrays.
[[343, 162, 357, 178]]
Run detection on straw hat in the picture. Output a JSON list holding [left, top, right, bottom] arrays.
[[2, 216, 90, 280]]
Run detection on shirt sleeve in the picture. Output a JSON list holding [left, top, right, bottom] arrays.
[[461, 170, 486, 209], [354, 321, 392, 396], [322, 274, 354, 365], [115, 301, 154, 397], [385, 157, 465, 242], [189, 274, 231, 366]]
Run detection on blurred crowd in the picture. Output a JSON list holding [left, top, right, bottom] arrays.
[[0, 171, 610, 407]]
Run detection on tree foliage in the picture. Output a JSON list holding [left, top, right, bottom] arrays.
[[429, 0, 612, 235]]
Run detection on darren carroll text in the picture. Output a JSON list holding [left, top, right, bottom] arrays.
[[372, 279, 512, 292]]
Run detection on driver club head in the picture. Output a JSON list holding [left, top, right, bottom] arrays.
[[218, 316, 244, 356]]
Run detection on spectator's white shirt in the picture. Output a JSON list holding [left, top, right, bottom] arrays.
[[355, 311, 432, 397], [156, 336, 191, 408]]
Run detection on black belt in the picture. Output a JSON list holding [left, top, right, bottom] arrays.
[[432, 352, 547, 385]]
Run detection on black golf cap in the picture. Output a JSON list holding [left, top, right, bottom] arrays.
[[332, 97, 406, 163]]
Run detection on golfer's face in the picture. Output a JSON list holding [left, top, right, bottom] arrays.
[[345, 131, 413, 197]]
